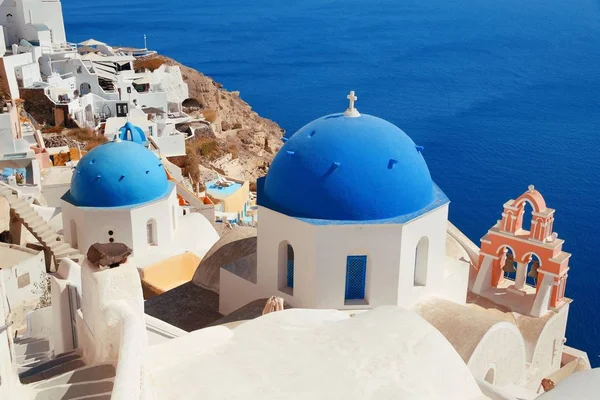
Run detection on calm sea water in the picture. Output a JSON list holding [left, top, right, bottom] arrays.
[[62, 0, 600, 366]]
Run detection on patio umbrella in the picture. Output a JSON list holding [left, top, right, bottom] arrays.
[[79, 38, 106, 47]]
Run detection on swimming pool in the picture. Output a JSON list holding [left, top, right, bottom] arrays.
[[206, 179, 242, 198]]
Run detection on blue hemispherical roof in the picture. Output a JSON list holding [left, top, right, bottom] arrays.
[[119, 122, 147, 145], [261, 113, 435, 221], [66, 140, 170, 207]]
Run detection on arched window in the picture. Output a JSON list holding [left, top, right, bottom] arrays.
[[414, 237, 429, 286], [521, 201, 534, 232], [70, 220, 78, 249], [146, 219, 157, 246], [286, 244, 294, 288], [278, 241, 294, 293]]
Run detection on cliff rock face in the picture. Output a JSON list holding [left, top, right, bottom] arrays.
[[154, 56, 284, 181]]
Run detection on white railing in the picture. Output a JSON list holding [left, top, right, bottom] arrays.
[[107, 301, 147, 400], [41, 42, 78, 55]]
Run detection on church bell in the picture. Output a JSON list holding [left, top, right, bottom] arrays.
[[528, 260, 539, 279], [503, 254, 516, 273]]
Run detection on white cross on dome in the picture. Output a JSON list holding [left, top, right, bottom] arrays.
[[344, 90, 361, 117]]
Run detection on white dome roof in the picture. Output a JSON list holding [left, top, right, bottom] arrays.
[[150, 307, 484, 400]]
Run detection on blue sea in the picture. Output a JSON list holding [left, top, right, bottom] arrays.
[[63, 0, 600, 366]]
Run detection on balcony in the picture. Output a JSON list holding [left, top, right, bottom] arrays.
[[41, 42, 78, 55]]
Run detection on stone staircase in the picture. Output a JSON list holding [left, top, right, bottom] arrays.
[[14, 336, 115, 399], [0, 185, 83, 270]]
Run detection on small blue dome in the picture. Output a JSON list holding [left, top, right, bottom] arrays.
[[261, 113, 435, 221], [66, 140, 169, 207], [119, 122, 147, 145]]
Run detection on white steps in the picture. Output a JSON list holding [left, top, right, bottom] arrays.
[[0, 186, 84, 270]]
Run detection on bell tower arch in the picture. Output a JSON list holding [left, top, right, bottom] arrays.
[[472, 186, 570, 317]]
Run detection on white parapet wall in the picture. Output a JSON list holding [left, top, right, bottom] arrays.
[[79, 259, 145, 364]]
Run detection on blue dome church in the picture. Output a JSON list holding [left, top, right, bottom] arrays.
[[60, 137, 219, 267], [220, 91, 467, 315]]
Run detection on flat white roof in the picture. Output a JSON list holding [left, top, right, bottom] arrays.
[[41, 166, 74, 187], [0, 243, 40, 268]]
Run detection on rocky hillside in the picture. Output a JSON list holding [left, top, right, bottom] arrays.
[[142, 55, 284, 182]]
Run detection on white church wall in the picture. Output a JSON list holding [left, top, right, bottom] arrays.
[[397, 204, 455, 306], [256, 207, 317, 307], [129, 189, 177, 254], [61, 201, 134, 255], [253, 205, 460, 311], [313, 223, 402, 309]]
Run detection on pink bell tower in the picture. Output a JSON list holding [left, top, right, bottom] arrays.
[[472, 186, 571, 317]]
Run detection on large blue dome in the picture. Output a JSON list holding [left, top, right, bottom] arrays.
[[260, 113, 436, 221], [65, 140, 170, 207]]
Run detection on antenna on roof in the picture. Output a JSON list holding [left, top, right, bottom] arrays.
[[143, 34, 147, 50]]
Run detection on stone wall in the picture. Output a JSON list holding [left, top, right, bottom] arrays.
[[21, 88, 55, 126]]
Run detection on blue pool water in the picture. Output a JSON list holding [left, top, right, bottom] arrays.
[[62, 0, 600, 365], [206, 179, 243, 198]]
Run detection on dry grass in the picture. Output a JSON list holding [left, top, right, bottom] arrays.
[[42, 125, 64, 134], [196, 138, 219, 158], [134, 56, 165, 72], [182, 143, 201, 183], [66, 128, 107, 150], [232, 122, 242, 130], [202, 109, 218, 123], [178, 137, 223, 183]]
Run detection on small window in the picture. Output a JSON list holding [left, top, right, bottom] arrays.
[[345, 255, 367, 300], [146, 219, 157, 246]]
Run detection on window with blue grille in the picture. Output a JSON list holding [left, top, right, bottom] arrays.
[[286, 244, 294, 288], [345, 255, 367, 300]]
